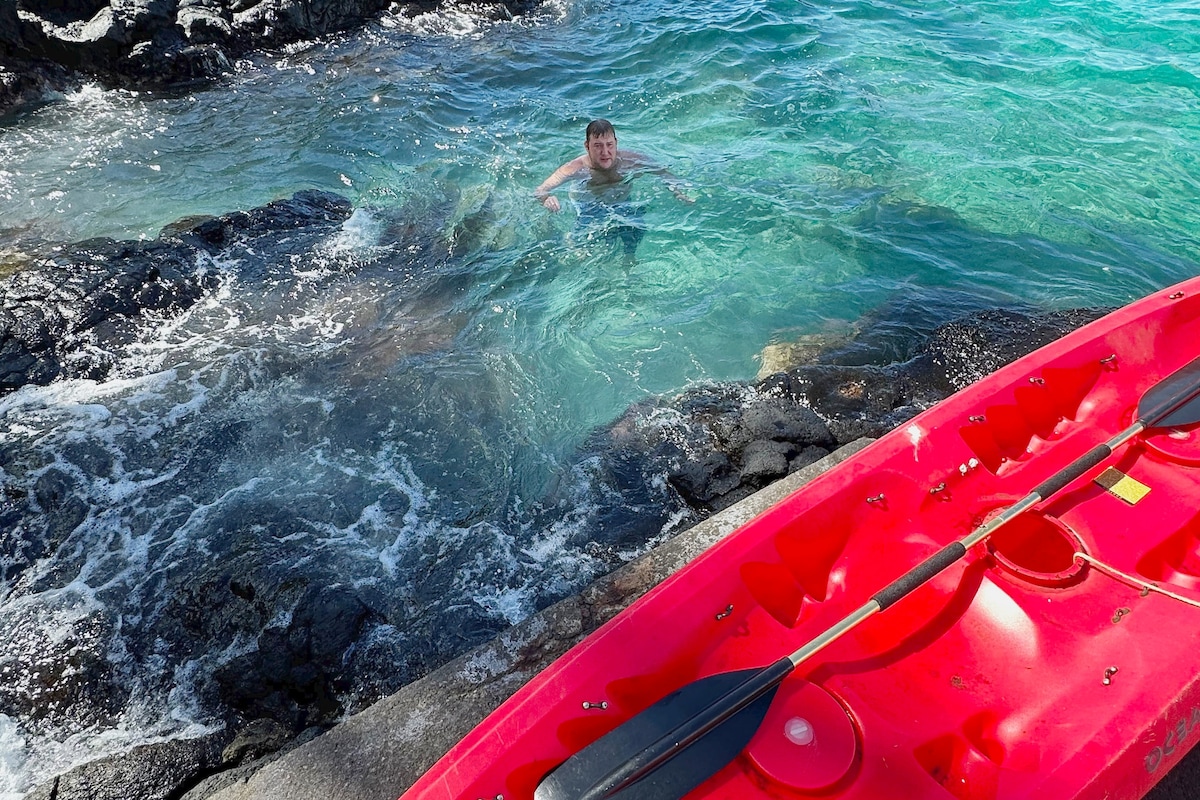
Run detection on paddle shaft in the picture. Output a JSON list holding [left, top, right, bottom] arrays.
[[787, 420, 1148, 668], [578, 355, 1200, 800]]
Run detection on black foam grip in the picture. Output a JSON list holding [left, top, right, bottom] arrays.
[[1031, 444, 1112, 499], [872, 541, 967, 611]]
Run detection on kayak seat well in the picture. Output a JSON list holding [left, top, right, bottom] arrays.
[[958, 359, 1104, 474], [740, 471, 929, 628], [914, 708, 1041, 800], [1135, 508, 1200, 591]]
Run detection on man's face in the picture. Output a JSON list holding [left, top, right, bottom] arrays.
[[586, 133, 618, 169]]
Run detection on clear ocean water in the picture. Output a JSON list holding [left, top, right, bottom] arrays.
[[1, 0, 1198, 793]]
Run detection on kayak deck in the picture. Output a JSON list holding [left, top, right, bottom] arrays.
[[403, 279, 1200, 800]]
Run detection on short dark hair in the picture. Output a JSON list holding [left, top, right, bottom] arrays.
[[585, 119, 615, 141]]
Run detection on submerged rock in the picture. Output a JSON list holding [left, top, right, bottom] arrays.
[[6, 287, 1113, 800], [0, 188, 1118, 800]]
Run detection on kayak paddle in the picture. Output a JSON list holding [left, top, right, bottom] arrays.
[[534, 354, 1200, 800]]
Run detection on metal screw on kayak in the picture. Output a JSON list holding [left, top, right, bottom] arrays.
[[969, 414, 986, 423], [582, 701, 609, 710], [929, 483, 947, 495], [1112, 607, 1131, 623], [866, 493, 885, 504], [1029, 377, 1045, 385], [1103, 666, 1119, 686], [1100, 353, 1118, 365], [1170, 291, 1185, 299], [715, 604, 734, 621]]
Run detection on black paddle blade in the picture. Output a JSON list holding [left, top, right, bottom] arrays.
[[1139, 356, 1200, 428], [534, 668, 780, 800]]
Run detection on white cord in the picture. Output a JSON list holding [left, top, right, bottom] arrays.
[[1073, 552, 1200, 610]]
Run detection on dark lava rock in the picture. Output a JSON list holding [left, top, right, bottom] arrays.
[[0, 57, 81, 118], [0, 189, 353, 395], [212, 584, 381, 730], [585, 303, 1111, 516], [0, 0, 543, 115]]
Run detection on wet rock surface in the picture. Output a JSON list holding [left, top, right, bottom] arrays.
[[583, 301, 1109, 519], [0, 0, 540, 116], [2, 185, 482, 800], [25, 734, 230, 800], [0, 189, 351, 395], [176, 434, 1200, 800]]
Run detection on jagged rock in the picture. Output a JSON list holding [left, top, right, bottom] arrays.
[[25, 731, 231, 800], [0, 58, 81, 117], [585, 304, 1111, 516], [0, 0, 542, 115], [221, 718, 293, 764], [178, 1, 234, 44], [730, 396, 835, 450], [211, 584, 381, 730], [0, 189, 354, 395], [739, 439, 793, 481]]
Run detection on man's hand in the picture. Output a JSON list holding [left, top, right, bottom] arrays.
[[666, 182, 695, 204], [539, 195, 561, 213]]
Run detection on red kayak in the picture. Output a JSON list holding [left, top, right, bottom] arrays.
[[403, 276, 1200, 800]]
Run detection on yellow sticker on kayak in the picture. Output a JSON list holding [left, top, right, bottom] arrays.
[[1095, 467, 1151, 505]]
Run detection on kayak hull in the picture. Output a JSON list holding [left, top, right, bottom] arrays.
[[403, 278, 1200, 800]]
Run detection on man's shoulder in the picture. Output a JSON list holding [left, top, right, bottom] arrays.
[[618, 149, 655, 166], [563, 154, 591, 171]]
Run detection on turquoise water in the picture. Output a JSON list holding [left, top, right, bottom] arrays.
[[3, 1, 1198, 424], [1, 0, 1199, 791]]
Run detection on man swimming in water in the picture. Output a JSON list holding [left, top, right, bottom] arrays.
[[534, 119, 691, 262]]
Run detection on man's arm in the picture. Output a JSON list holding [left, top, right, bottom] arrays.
[[534, 156, 587, 212], [622, 150, 694, 204]]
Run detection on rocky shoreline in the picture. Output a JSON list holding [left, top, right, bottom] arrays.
[[0, 187, 1127, 798], [0, 0, 538, 118], [0, 190, 351, 394]]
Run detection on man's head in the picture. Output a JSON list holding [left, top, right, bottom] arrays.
[[584, 118, 618, 170]]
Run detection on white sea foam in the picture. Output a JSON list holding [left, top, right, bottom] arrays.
[[381, 7, 485, 37], [62, 83, 129, 113], [328, 207, 384, 252], [2, 711, 222, 798], [0, 715, 29, 800], [0, 591, 229, 791], [380, 0, 572, 35]]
